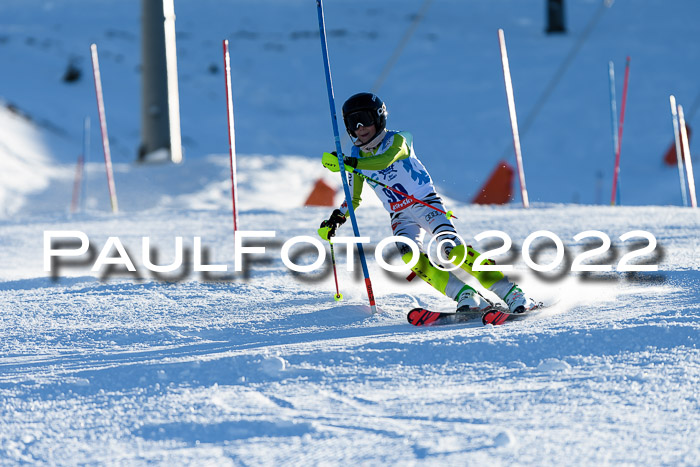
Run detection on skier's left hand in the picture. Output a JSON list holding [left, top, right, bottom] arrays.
[[318, 209, 346, 240], [322, 152, 358, 173]]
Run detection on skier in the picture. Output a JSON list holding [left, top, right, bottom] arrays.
[[318, 92, 537, 314]]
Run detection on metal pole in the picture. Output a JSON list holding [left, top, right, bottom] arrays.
[[669, 96, 688, 206], [498, 29, 530, 208], [223, 40, 239, 232], [90, 44, 119, 213]]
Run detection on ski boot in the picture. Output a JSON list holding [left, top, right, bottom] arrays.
[[455, 285, 493, 314], [503, 285, 537, 314]]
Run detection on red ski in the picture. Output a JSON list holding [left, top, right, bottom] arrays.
[[406, 307, 481, 327], [407, 305, 545, 327]]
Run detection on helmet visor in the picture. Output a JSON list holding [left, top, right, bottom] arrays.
[[345, 110, 375, 131]]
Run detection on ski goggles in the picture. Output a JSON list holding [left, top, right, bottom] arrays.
[[344, 110, 376, 130]]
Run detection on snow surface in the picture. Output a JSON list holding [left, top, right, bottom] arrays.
[[1, 0, 700, 465]]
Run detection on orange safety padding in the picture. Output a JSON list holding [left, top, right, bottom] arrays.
[[472, 161, 514, 205], [664, 124, 692, 166], [304, 178, 337, 206]]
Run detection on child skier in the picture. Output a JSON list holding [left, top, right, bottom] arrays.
[[318, 92, 536, 314]]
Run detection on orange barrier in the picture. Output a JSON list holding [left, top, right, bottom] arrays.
[[304, 178, 336, 206], [472, 161, 514, 205], [664, 124, 692, 166]]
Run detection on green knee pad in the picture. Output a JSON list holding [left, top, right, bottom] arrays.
[[402, 251, 450, 296], [447, 244, 504, 289]]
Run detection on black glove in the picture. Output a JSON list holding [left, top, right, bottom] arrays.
[[319, 209, 346, 239], [343, 156, 358, 169], [332, 151, 358, 170]]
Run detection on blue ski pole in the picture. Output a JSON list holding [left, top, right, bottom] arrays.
[[316, 0, 376, 313]]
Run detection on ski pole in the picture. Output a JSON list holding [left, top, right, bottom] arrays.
[[317, 0, 376, 313], [328, 240, 343, 301], [342, 166, 456, 219]]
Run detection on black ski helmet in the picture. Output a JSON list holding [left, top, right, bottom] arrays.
[[341, 92, 388, 139]]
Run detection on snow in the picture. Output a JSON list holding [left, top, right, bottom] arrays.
[[0, 104, 57, 217], [1, 0, 699, 465]]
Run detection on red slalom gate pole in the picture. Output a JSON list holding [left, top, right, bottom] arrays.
[[90, 43, 118, 214], [223, 40, 239, 233], [611, 56, 630, 206]]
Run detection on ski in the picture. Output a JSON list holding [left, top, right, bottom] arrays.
[[481, 308, 531, 325], [407, 304, 546, 327], [406, 307, 483, 327]]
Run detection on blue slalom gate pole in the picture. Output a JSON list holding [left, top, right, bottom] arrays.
[[316, 0, 376, 313], [608, 61, 621, 205], [669, 95, 688, 207]]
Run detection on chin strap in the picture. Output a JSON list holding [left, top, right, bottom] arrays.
[[357, 129, 387, 152]]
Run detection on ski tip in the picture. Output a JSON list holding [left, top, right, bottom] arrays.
[[407, 307, 442, 327]]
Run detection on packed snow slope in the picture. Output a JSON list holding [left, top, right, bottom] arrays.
[[1, 152, 699, 464], [1, 0, 700, 465], [0, 0, 699, 209]]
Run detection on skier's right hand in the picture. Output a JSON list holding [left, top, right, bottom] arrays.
[[318, 209, 346, 240], [322, 152, 357, 173], [322, 152, 342, 172]]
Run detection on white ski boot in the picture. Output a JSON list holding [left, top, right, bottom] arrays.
[[503, 285, 537, 314], [456, 285, 492, 314]]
